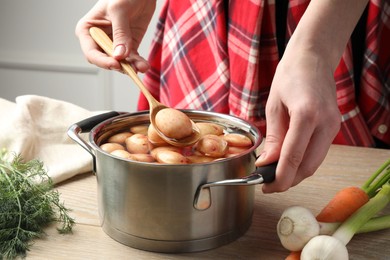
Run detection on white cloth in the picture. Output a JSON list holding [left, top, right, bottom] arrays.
[[0, 95, 101, 184]]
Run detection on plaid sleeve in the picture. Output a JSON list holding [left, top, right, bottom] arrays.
[[358, 0, 390, 146]]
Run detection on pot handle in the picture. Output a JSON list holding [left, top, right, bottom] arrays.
[[193, 162, 277, 211], [67, 111, 121, 169]]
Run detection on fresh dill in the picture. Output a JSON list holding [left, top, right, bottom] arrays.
[[0, 150, 74, 259]]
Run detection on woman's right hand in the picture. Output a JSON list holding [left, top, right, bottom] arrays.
[[75, 0, 156, 73]]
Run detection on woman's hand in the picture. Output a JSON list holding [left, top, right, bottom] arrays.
[[256, 48, 341, 193], [75, 0, 156, 72], [256, 0, 368, 193]]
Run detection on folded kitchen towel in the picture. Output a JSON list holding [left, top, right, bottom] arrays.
[[0, 95, 101, 184]]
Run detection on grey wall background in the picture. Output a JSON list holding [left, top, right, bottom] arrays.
[[0, 0, 162, 112]]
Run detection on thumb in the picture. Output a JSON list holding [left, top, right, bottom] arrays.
[[255, 117, 286, 167], [111, 10, 132, 60], [255, 134, 283, 167]]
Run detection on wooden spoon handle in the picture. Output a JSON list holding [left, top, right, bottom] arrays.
[[89, 27, 156, 103]]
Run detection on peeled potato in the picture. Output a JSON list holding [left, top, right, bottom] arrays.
[[196, 122, 224, 136], [226, 146, 249, 156], [110, 149, 132, 159], [110, 150, 155, 163], [196, 134, 228, 157], [187, 155, 215, 164], [125, 134, 151, 154], [128, 154, 156, 163], [155, 108, 193, 139], [155, 150, 190, 164], [223, 133, 252, 147], [130, 125, 149, 135], [147, 124, 168, 146], [150, 146, 182, 159], [108, 132, 133, 144], [100, 143, 125, 153]]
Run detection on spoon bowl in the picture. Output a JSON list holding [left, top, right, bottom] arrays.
[[89, 27, 200, 147]]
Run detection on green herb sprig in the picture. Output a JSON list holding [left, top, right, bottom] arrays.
[[0, 150, 74, 259]]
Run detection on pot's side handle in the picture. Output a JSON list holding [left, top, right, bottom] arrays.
[[67, 111, 121, 170], [193, 162, 277, 211], [76, 111, 121, 133]]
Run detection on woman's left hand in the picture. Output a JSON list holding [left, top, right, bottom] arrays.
[[256, 48, 341, 193]]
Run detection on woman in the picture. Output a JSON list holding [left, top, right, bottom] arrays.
[[76, 0, 389, 193]]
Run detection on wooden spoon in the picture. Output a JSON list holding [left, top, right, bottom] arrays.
[[89, 27, 200, 147]]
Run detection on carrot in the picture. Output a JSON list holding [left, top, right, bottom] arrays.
[[284, 158, 390, 260], [315, 186, 369, 222], [286, 251, 301, 260]]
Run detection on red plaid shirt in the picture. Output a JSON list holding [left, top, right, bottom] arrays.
[[139, 0, 390, 147]]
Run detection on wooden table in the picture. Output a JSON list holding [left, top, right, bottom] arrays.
[[28, 145, 390, 260]]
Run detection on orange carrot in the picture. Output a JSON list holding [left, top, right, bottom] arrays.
[[285, 251, 301, 260], [315, 186, 369, 222], [284, 158, 390, 260]]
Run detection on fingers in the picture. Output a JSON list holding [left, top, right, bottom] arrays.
[[258, 106, 340, 194], [289, 109, 340, 187], [76, 20, 122, 71], [109, 1, 133, 60], [256, 100, 287, 166], [128, 55, 150, 73], [75, 0, 152, 73], [289, 127, 335, 187], [259, 110, 314, 193]]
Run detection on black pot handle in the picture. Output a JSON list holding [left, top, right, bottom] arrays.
[[193, 162, 277, 211], [76, 111, 121, 133]]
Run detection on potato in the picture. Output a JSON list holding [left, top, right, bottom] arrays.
[[110, 149, 132, 159], [107, 132, 133, 144], [155, 150, 190, 164], [195, 134, 228, 157], [147, 124, 168, 146], [155, 108, 193, 139], [187, 155, 215, 164], [125, 134, 151, 154], [128, 154, 156, 163], [129, 124, 149, 135], [191, 150, 205, 156], [150, 146, 182, 159], [196, 122, 224, 136], [223, 133, 252, 147], [226, 146, 249, 156], [111, 150, 156, 163], [100, 143, 125, 153]]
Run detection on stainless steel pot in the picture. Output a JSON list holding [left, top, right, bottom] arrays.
[[67, 110, 275, 253]]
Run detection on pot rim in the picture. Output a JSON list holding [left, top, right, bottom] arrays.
[[89, 109, 262, 166]]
